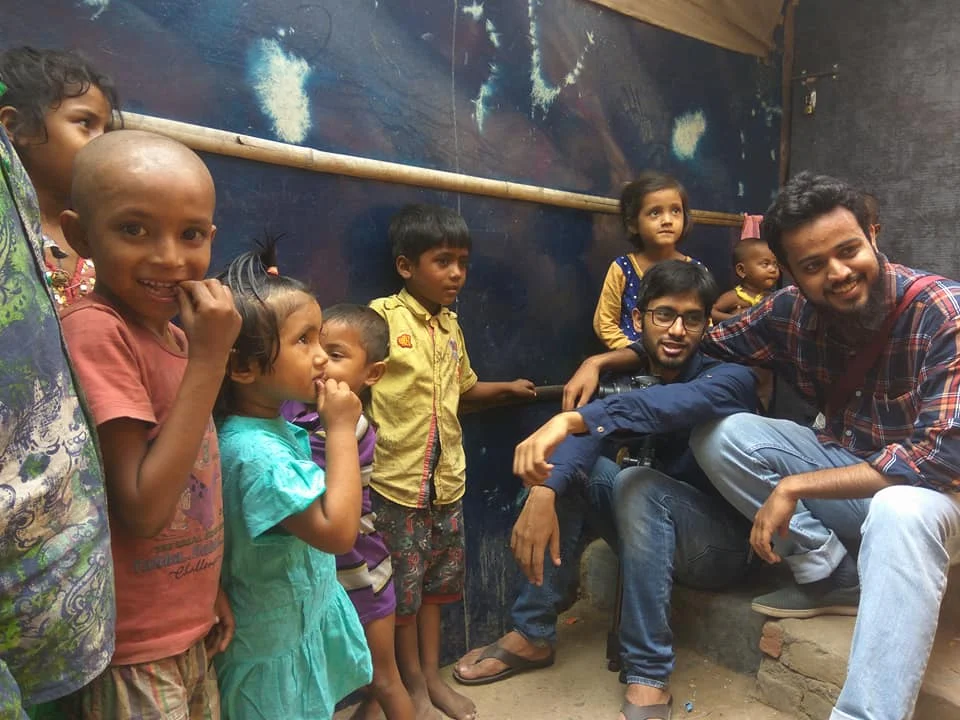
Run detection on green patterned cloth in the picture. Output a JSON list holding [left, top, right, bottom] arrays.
[[0, 127, 114, 717]]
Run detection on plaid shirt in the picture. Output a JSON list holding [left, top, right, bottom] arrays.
[[701, 256, 960, 493]]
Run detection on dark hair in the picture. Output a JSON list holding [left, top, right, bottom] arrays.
[[863, 192, 881, 228], [0, 46, 121, 142], [761, 172, 873, 266], [635, 260, 719, 315], [215, 235, 314, 416], [322, 304, 389, 364], [732, 236, 769, 265], [389, 203, 471, 263], [620, 171, 692, 250]]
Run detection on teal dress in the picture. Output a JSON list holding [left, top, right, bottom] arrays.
[[215, 415, 372, 719]]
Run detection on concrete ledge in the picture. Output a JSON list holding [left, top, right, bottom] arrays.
[[757, 568, 960, 720], [581, 539, 960, 719]]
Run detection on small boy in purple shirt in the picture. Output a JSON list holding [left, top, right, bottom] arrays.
[[283, 304, 415, 720]]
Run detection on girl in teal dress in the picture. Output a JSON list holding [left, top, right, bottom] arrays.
[[214, 242, 372, 719]]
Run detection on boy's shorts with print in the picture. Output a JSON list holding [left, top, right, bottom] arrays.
[[64, 639, 219, 720], [371, 492, 465, 622]]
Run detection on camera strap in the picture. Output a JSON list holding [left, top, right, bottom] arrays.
[[825, 274, 942, 418]]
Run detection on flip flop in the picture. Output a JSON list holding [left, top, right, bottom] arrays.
[[621, 696, 672, 720], [452, 641, 555, 686]]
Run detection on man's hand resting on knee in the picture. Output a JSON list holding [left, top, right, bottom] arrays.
[[511, 486, 561, 586]]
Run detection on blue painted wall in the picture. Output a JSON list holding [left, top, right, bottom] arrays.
[[3, 0, 781, 662]]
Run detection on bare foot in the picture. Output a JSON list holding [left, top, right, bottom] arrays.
[[349, 695, 386, 720], [425, 674, 476, 720], [407, 681, 443, 720], [619, 684, 671, 720], [453, 631, 552, 683]]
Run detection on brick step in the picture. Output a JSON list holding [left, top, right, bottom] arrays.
[[580, 539, 960, 719], [758, 595, 960, 720]]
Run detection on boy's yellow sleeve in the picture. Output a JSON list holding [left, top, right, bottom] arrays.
[[457, 325, 479, 394], [593, 261, 632, 349]]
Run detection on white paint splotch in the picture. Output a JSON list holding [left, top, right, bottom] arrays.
[[472, 63, 500, 132], [528, 0, 595, 117], [249, 39, 312, 144], [462, 2, 484, 20], [485, 19, 501, 47], [82, 0, 110, 19], [671, 110, 706, 160]]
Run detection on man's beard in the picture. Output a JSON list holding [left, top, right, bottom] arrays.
[[642, 333, 689, 371], [821, 269, 887, 337]]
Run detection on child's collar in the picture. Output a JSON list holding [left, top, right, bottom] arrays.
[[397, 287, 455, 329]]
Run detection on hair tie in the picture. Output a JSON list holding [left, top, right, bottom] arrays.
[[266, 265, 279, 276]]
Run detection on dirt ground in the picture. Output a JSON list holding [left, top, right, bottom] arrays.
[[336, 602, 792, 720]]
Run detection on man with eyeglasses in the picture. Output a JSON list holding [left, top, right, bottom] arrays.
[[557, 174, 960, 720], [454, 260, 757, 720]]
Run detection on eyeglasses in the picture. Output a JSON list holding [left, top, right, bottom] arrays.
[[644, 307, 707, 332]]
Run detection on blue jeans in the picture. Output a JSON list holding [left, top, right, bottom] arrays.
[[511, 456, 751, 689], [691, 413, 960, 720]]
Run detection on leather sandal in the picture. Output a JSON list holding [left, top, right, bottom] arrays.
[[452, 641, 555, 686]]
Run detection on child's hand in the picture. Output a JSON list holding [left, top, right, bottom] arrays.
[[204, 587, 235, 659], [508, 378, 537, 400], [316, 378, 361, 431], [177, 279, 241, 367]]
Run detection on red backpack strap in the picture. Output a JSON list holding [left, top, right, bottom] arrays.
[[825, 275, 943, 418]]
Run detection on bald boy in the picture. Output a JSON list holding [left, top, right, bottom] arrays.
[[59, 130, 241, 719]]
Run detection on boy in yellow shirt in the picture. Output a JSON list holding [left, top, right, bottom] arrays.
[[369, 204, 534, 720]]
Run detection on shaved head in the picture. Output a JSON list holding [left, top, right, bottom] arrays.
[[71, 129, 214, 221]]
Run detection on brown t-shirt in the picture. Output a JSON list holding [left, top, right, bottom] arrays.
[[61, 294, 223, 665]]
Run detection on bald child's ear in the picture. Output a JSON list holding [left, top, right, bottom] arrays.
[[364, 360, 387, 388], [60, 210, 92, 258]]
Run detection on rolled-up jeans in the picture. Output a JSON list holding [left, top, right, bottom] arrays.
[[510, 456, 750, 688], [691, 413, 960, 720]]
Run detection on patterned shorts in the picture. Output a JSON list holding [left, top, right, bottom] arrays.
[[371, 493, 465, 621], [65, 639, 219, 720]]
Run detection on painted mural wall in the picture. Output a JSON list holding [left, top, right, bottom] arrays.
[[3, 0, 782, 660]]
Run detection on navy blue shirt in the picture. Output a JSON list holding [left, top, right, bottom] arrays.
[[544, 352, 757, 497]]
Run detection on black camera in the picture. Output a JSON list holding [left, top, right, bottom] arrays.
[[596, 374, 662, 470], [596, 374, 661, 398]]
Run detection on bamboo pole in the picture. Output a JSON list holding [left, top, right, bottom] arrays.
[[120, 112, 744, 228]]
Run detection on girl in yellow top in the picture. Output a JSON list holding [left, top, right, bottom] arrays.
[[593, 171, 701, 349]]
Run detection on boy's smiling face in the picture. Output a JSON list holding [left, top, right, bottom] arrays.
[[63, 133, 216, 336]]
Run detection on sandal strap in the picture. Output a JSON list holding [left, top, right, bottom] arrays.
[[477, 643, 528, 667], [621, 698, 672, 720]]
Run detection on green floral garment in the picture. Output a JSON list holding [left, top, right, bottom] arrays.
[[0, 125, 114, 715]]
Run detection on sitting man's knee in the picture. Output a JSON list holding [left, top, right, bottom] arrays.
[[864, 485, 943, 532], [612, 468, 676, 513], [690, 413, 756, 457]]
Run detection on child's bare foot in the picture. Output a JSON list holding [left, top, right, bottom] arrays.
[[425, 674, 477, 720], [349, 696, 385, 720], [407, 680, 443, 720]]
